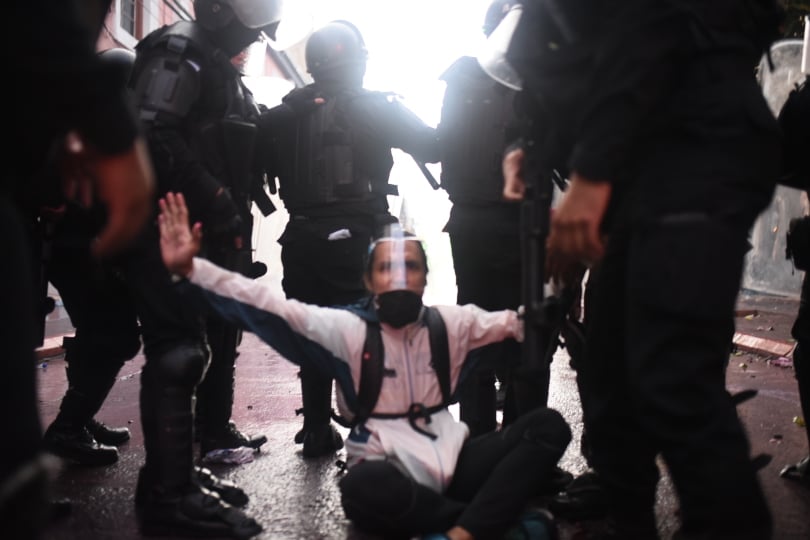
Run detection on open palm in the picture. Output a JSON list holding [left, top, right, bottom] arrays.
[[158, 192, 202, 277]]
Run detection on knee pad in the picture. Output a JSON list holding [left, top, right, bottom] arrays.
[[151, 343, 210, 387]]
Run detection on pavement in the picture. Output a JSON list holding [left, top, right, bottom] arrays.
[[33, 288, 810, 540]]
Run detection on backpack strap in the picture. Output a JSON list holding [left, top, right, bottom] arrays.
[[355, 321, 385, 424], [349, 306, 452, 439], [424, 307, 451, 405]]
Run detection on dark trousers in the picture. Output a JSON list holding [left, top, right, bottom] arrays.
[[449, 229, 522, 435], [581, 215, 772, 538], [47, 210, 141, 427], [121, 224, 208, 495], [280, 218, 373, 427], [339, 407, 570, 539]]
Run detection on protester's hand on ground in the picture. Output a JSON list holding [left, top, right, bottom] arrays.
[[159, 192, 202, 277], [502, 147, 526, 201], [546, 172, 611, 280]]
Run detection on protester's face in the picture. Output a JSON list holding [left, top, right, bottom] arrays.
[[365, 240, 427, 296]]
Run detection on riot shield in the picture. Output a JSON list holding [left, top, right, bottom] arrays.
[[759, 39, 805, 115]]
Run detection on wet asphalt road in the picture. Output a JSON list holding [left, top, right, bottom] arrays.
[[35, 296, 810, 540]]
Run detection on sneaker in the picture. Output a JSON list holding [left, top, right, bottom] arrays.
[[504, 509, 558, 540], [200, 422, 268, 455], [86, 418, 131, 447], [193, 466, 249, 507], [302, 423, 344, 458], [43, 425, 118, 466], [137, 486, 262, 539]]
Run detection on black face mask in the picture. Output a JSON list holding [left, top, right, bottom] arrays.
[[375, 290, 423, 328]]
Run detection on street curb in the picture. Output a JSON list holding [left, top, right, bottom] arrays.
[[36, 332, 73, 360], [733, 332, 795, 358]]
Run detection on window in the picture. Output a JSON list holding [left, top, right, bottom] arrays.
[[120, 0, 136, 36]]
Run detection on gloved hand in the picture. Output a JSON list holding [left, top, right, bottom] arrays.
[[206, 187, 243, 250]]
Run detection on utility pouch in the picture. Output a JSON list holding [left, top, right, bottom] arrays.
[[786, 215, 810, 271]]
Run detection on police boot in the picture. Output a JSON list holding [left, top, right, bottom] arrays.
[[43, 388, 118, 466], [193, 466, 249, 508], [86, 418, 131, 447], [197, 322, 267, 456], [548, 469, 609, 521], [137, 468, 262, 539], [298, 369, 343, 458], [138, 371, 261, 539]]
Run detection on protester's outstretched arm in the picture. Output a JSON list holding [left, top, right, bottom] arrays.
[[158, 192, 202, 277]]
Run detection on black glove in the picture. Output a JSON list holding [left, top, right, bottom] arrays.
[[206, 188, 243, 248]]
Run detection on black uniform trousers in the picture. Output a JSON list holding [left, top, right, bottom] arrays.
[[121, 220, 209, 496], [580, 208, 773, 538], [447, 207, 523, 435], [47, 207, 141, 425], [280, 215, 378, 428]]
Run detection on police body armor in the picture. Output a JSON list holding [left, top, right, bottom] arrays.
[[439, 56, 520, 205], [276, 87, 397, 215], [130, 21, 273, 275]]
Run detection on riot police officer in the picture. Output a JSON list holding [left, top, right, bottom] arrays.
[[257, 20, 440, 458], [495, 1, 783, 538], [124, 0, 282, 535], [41, 48, 141, 468], [438, 0, 526, 438]]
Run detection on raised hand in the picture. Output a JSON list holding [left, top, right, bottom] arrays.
[[158, 192, 202, 277]]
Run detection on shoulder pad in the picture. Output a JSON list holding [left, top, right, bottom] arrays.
[[136, 21, 212, 60]]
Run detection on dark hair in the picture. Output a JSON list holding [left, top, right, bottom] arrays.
[[364, 230, 429, 277]]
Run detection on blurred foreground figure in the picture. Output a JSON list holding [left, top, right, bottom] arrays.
[[492, 1, 784, 537], [1, 1, 154, 538]]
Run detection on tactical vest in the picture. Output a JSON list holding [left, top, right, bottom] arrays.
[[278, 88, 396, 212], [131, 22, 266, 212], [439, 56, 520, 205]]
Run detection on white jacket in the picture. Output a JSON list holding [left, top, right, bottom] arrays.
[[188, 257, 523, 492]]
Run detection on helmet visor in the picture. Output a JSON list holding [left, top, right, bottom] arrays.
[[229, 0, 284, 29], [477, 4, 523, 91], [368, 227, 424, 293]]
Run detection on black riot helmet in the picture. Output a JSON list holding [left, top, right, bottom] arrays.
[[194, 0, 282, 55], [305, 20, 368, 86], [98, 47, 136, 87], [483, 0, 521, 36]]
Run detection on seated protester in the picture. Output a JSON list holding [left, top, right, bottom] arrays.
[[157, 192, 571, 540]]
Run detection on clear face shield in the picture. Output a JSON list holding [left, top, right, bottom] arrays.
[[368, 226, 426, 328], [228, 0, 284, 29], [477, 4, 524, 91]]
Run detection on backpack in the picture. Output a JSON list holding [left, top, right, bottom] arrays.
[[334, 301, 451, 438]]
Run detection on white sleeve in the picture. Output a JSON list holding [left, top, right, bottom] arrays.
[[188, 257, 363, 359]]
